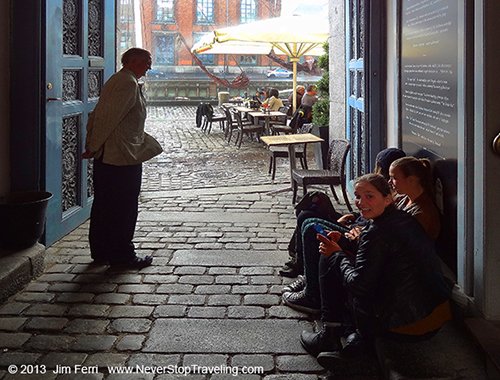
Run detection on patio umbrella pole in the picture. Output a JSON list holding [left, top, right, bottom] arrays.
[[291, 57, 299, 113]]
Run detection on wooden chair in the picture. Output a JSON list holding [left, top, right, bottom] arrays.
[[292, 138, 352, 211], [231, 109, 264, 148], [268, 124, 313, 180]]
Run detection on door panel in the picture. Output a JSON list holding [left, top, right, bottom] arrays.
[[44, 0, 115, 245]]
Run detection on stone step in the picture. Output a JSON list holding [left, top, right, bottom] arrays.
[[0, 243, 45, 303], [171, 249, 288, 267]]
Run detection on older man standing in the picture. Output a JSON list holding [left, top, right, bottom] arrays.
[[83, 48, 163, 268]]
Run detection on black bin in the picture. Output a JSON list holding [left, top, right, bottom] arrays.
[[0, 191, 52, 251]]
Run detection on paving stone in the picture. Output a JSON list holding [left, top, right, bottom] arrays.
[[227, 306, 265, 319], [23, 304, 68, 317], [109, 318, 152, 333], [145, 319, 306, 353], [251, 275, 282, 285], [171, 250, 287, 267], [0, 332, 31, 349], [178, 275, 214, 285], [153, 305, 187, 318], [37, 352, 87, 369], [0, 352, 41, 366], [263, 375, 318, 380], [239, 267, 275, 275], [231, 354, 275, 372], [276, 354, 324, 372], [232, 285, 268, 294], [84, 353, 129, 367], [48, 283, 82, 292], [0, 317, 27, 331], [24, 317, 69, 331], [64, 319, 110, 334], [37, 273, 76, 282], [143, 274, 179, 284], [117, 284, 156, 294], [132, 294, 169, 305], [208, 267, 237, 275], [105, 274, 143, 284], [127, 353, 180, 368], [79, 283, 117, 293], [67, 304, 109, 317], [109, 306, 154, 318], [116, 335, 145, 351], [25, 335, 75, 351], [194, 285, 231, 294], [212, 375, 261, 380], [182, 354, 228, 368], [168, 295, 206, 305], [0, 302, 30, 315], [24, 282, 50, 292], [243, 294, 280, 306], [94, 293, 131, 304], [157, 284, 194, 294], [55, 292, 95, 303], [72, 335, 117, 351], [215, 275, 248, 285], [14, 292, 55, 303], [187, 306, 226, 319], [207, 295, 241, 306]]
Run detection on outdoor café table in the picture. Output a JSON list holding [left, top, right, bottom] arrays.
[[260, 133, 324, 194], [248, 110, 287, 135], [234, 106, 255, 113]]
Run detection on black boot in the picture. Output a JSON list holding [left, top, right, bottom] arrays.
[[300, 324, 341, 357]]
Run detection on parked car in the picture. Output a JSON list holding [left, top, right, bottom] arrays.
[[146, 68, 167, 79], [266, 67, 293, 78]]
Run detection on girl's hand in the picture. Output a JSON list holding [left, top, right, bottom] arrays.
[[317, 233, 342, 257], [337, 214, 355, 226], [344, 226, 362, 241]]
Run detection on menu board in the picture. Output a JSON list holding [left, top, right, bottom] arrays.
[[401, 0, 459, 159]]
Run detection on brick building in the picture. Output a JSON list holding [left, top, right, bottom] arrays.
[[118, 0, 283, 76]]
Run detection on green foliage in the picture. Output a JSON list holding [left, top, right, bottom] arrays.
[[316, 71, 329, 96], [312, 42, 329, 126], [317, 42, 329, 71], [312, 98, 329, 127]]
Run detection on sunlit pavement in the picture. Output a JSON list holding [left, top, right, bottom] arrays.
[[0, 106, 354, 379]]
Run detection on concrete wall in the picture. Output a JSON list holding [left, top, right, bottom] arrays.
[[328, 0, 346, 140], [0, 0, 10, 196]]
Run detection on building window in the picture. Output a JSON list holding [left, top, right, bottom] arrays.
[[193, 33, 214, 65], [240, 0, 257, 23], [156, 0, 175, 22], [239, 55, 257, 65], [154, 34, 176, 65], [120, 32, 133, 49], [196, 0, 214, 24]]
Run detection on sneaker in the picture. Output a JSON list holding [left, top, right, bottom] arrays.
[[282, 289, 320, 314], [281, 275, 306, 294], [109, 255, 153, 269], [279, 265, 302, 278]]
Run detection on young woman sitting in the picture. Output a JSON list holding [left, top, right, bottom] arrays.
[[300, 174, 451, 364]]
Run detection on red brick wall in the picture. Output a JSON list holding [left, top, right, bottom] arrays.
[[139, 0, 282, 68]]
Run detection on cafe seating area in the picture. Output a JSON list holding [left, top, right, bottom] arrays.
[[195, 100, 352, 210]]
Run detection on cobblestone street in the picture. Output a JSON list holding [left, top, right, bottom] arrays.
[[0, 106, 353, 379]]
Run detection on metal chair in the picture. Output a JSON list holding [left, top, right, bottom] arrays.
[[267, 123, 313, 180], [201, 104, 226, 134], [291, 138, 352, 211], [223, 106, 253, 143]]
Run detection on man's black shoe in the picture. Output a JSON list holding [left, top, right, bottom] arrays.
[[279, 266, 302, 278], [109, 255, 153, 269], [300, 324, 341, 357]]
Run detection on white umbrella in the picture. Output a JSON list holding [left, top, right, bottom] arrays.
[[192, 15, 329, 111]]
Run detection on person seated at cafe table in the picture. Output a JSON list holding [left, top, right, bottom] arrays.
[[261, 88, 284, 111], [287, 85, 306, 115]]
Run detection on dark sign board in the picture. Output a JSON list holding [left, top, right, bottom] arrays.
[[401, 0, 459, 160]]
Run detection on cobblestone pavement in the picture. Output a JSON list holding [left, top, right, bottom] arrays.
[[0, 107, 353, 380]]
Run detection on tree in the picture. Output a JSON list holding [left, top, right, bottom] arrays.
[[312, 43, 329, 127]]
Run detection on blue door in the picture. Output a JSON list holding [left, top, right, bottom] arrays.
[[44, 0, 115, 245]]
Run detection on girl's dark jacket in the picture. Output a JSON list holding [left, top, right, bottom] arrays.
[[338, 204, 451, 329]]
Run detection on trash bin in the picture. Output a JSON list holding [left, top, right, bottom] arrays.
[[218, 91, 229, 106], [0, 191, 52, 251]]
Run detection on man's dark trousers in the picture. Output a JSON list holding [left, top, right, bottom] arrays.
[[89, 158, 142, 263]]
